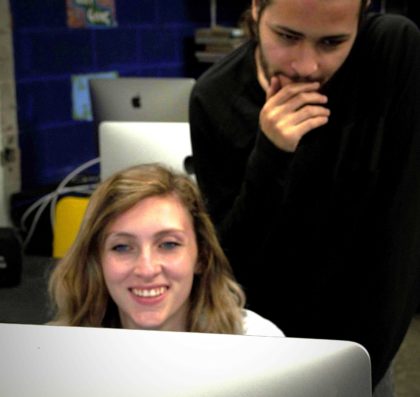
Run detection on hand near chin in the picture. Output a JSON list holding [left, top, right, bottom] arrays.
[[259, 77, 330, 152]]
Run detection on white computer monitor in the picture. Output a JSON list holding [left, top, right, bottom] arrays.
[[0, 323, 372, 397], [98, 121, 194, 181]]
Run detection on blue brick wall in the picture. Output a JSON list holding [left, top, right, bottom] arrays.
[[10, 0, 246, 189]]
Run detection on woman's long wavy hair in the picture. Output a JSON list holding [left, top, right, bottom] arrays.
[[48, 163, 245, 334], [240, 0, 371, 39]]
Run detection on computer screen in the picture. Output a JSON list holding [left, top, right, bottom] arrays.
[[98, 121, 194, 181], [0, 323, 372, 397], [89, 77, 195, 154], [89, 76, 195, 124]]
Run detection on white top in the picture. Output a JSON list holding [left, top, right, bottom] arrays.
[[243, 309, 285, 337]]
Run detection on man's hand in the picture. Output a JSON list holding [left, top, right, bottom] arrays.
[[259, 77, 330, 152]]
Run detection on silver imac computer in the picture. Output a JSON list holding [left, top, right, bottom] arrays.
[[89, 77, 195, 154], [0, 323, 372, 397], [89, 77, 195, 125], [98, 121, 194, 181]]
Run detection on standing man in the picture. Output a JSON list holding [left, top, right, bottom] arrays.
[[189, 0, 420, 395]]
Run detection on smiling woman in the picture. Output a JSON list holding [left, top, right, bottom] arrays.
[[101, 194, 199, 332], [48, 163, 283, 336]]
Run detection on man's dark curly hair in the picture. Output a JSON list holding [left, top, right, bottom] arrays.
[[240, 0, 371, 39]]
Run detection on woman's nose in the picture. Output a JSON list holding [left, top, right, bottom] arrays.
[[133, 250, 161, 278]]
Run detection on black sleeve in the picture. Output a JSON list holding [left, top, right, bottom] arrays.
[[189, 84, 293, 256], [363, 15, 420, 384]]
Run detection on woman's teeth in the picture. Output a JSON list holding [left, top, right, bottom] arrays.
[[132, 287, 166, 297]]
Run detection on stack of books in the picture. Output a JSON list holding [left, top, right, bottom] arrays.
[[194, 26, 247, 63]]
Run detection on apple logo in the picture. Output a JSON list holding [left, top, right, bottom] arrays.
[[131, 94, 141, 108]]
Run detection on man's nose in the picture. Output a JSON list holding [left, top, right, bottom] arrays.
[[291, 43, 319, 79]]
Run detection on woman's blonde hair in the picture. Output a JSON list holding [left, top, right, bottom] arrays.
[[48, 163, 245, 334]]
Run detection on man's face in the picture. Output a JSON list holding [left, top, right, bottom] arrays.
[[253, 0, 361, 89]]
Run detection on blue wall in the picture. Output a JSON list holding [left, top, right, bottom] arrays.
[[10, 0, 246, 190], [9, 0, 409, 190]]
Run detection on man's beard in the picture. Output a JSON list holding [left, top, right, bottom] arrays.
[[257, 42, 273, 86]]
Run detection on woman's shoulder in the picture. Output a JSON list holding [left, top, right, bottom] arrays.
[[242, 309, 285, 337]]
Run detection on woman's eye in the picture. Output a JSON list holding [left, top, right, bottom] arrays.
[[111, 244, 131, 253], [159, 241, 181, 250]]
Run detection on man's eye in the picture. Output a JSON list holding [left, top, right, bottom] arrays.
[[321, 38, 345, 48], [278, 32, 299, 42]]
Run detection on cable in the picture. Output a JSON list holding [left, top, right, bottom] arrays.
[[49, 157, 100, 228], [20, 157, 100, 252], [21, 185, 96, 251], [21, 191, 55, 232]]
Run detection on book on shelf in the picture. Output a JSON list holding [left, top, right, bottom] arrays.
[[194, 25, 247, 63], [195, 26, 245, 38]]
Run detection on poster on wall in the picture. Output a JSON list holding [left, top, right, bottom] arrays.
[[71, 71, 118, 121], [66, 0, 117, 28]]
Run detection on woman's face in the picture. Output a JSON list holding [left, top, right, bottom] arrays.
[[101, 194, 199, 331]]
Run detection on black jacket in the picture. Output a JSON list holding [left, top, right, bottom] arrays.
[[190, 13, 420, 387]]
